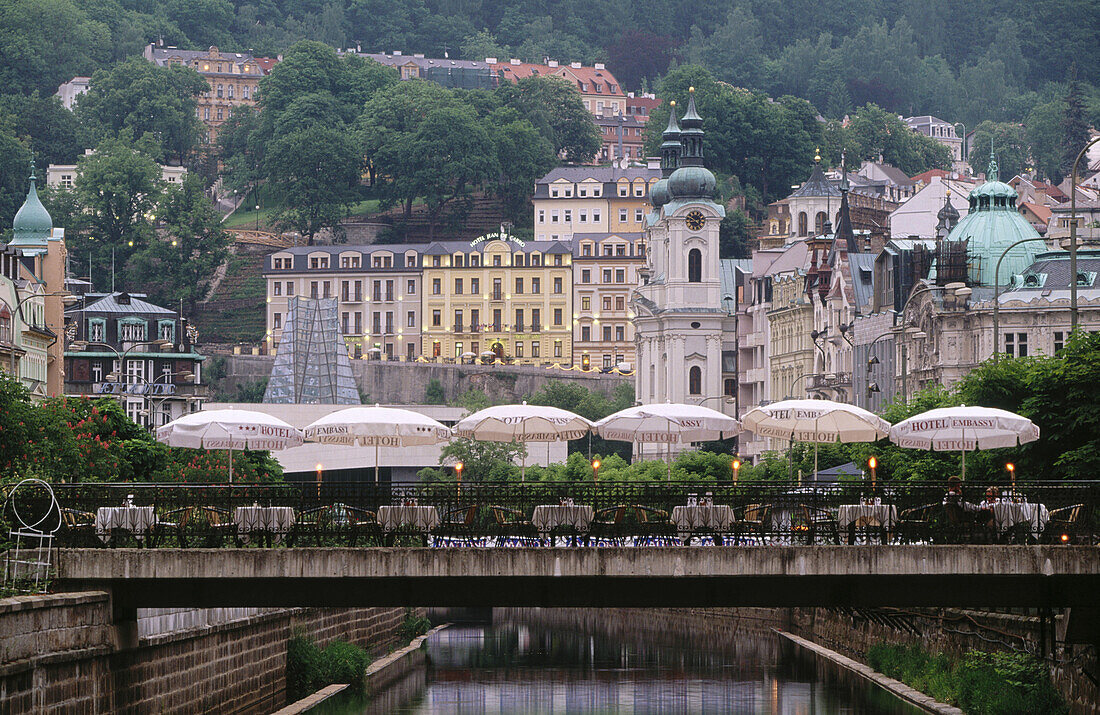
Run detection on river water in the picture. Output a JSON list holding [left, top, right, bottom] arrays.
[[317, 615, 922, 714]]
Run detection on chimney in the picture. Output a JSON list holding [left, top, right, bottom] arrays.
[[570, 62, 582, 69]]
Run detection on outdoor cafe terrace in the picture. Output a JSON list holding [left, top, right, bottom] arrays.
[[32, 480, 1097, 549]]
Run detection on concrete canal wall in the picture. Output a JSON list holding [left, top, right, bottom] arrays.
[[0, 592, 411, 714]]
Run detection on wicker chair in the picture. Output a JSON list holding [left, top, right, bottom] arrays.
[[739, 504, 770, 540], [896, 503, 938, 544], [437, 505, 482, 543], [489, 506, 535, 545], [59, 508, 98, 547], [295, 504, 379, 546], [800, 505, 840, 545]]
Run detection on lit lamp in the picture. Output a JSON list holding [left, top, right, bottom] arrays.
[[592, 459, 600, 483], [731, 458, 741, 485], [1006, 462, 1015, 491], [455, 461, 464, 497], [315, 463, 323, 497], [868, 456, 877, 492]]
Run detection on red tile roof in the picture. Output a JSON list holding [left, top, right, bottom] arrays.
[[492, 61, 620, 95], [910, 169, 951, 184], [254, 57, 279, 74]]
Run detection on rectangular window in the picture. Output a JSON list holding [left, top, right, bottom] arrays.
[[553, 308, 562, 326], [634, 209, 644, 222], [554, 340, 563, 358], [615, 269, 625, 283], [492, 278, 502, 301], [341, 312, 349, 334], [580, 210, 588, 223], [341, 281, 349, 301], [471, 310, 479, 331], [385, 312, 393, 334], [582, 244, 591, 257], [433, 278, 441, 295], [1054, 331, 1065, 353], [538, 210, 545, 224], [354, 312, 362, 334], [603, 296, 612, 311], [554, 254, 563, 266], [551, 210, 559, 223], [386, 280, 394, 301], [603, 269, 612, 283], [432, 310, 441, 327], [581, 270, 590, 283], [407, 311, 415, 328], [407, 279, 416, 294], [532, 309, 540, 329], [604, 244, 614, 257], [515, 342, 524, 357], [1004, 334, 1014, 358], [273, 282, 282, 296], [354, 280, 362, 301], [619, 209, 628, 222], [492, 309, 502, 332], [515, 277, 523, 294], [372, 312, 381, 334], [553, 277, 563, 294], [532, 278, 541, 294], [581, 326, 591, 341], [373, 281, 382, 301], [454, 278, 463, 294], [515, 309, 524, 330], [1017, 332, 1028, 357], [323, 281, 331, 298], [615, 296, 624, 310], [433, 256, 441, 267], [273, 313, 282, 329], [407, 342, 415, 360], [616, 244, 626, 257], [593, 210, 601, 223], [615, 325, 624, 341], [471, 278, 480, 295], [564, 210, 572, 223], [582, 296, 591, 311], [287, 282, 294, 296], [603, 325, 612, 341], [310, 282, 319, 298], [454, 310, 463, 331], [619, 185, 628, 197], [532, 341, 540, 358]]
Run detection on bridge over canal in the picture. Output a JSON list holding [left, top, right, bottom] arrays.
[[54, 545, 1100, 612]]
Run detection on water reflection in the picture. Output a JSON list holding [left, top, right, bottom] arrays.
[[318, 620, 922, 714]]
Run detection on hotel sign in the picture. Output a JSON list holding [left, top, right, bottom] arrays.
[[470, 232, 526, 248]]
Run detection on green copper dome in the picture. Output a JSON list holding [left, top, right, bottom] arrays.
[[946, 154, 1044, 286], [667, 165, 716, 199], [650, 178, 670, 207], [10, 163, 52, 247]]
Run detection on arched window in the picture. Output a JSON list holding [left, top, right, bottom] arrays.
[[815, 211, 827, 234], [689, 366, 702, 395], [798, 212, 808, 236], [688, 248, 702, 283]]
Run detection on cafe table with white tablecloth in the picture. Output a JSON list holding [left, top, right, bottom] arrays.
[[670, 505, 736, 543], [992, 501, 1049, 538], [838, 503, 898, 530], [234, 506, 296, 544], [376, 505, 441, 533], [96, 506, 156, 543], [531, 504, 595, 537]]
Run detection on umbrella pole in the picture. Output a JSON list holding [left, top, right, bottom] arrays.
[[375, 443, 379, 484], [229, 446, 233, 483], [667, 441, 672, 481], [814, 442, 819, 483], [521, 449, 526, 482]]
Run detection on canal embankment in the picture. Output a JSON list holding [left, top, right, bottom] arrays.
[[0, 592, 416, 714]]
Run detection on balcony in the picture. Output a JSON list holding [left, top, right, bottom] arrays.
[[453, 324, 463, 333]]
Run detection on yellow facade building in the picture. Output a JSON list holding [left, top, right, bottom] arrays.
[[533, 166, 659, 242], [420, 239, 574, 364], [572, 233, 645, 369]]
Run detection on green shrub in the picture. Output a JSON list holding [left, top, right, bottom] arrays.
[[322, 640, 371, 689], [287, 635, 325, 700], [286, 634, 372, 700], [397, 609, 432, 642], [865, 643, 1067, 715]]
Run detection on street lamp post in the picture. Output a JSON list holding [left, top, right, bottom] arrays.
[[1069, 135, 1100, 331], [992, 236, 1048, 362], [119, 370, 196, 429]]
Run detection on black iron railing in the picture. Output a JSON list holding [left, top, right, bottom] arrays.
[[11, 481, 1097, 549]]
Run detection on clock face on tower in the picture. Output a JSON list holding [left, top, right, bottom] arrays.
[[685, 210, 705, 231]]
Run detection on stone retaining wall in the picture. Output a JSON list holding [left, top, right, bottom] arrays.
[[0, 593, 410, 714], [793, 607, 1099, 715]]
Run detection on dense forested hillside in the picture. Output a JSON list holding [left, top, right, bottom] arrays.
[[4, 0, 1096, 129]]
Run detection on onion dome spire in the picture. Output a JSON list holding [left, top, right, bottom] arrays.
[[10, 158, 53, 248], [659, 100, 681, 179]]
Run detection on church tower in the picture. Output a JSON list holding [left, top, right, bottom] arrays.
[[632, 88, 727, 443]]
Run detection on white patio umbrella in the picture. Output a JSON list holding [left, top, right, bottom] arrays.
[[594, 403, 742, 479], [453, 402, 592, 480], [304, 405, 452, 482], [741, 399, 891, 480], [157, 409, 304, 482], [889, 405, 1039, 478]]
